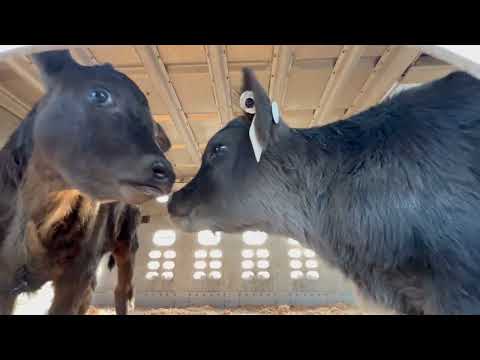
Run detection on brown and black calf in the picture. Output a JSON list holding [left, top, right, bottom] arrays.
[[75, 203, 142, 315], [0, 49, 175, 315]]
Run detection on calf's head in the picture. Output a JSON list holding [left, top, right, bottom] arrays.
[[168, 68, 298, 233], [31, 50, 175, 204]]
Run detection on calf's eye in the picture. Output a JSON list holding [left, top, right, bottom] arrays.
[[209, 144, 228, 161], [87, 88, 112, 106], [214, 145, 227, 153]]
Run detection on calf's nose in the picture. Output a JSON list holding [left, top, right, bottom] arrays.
[[151, 160, 175, 183], [168, 192, 192, 218]]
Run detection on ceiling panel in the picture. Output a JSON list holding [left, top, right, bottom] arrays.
[[282, 110, 314, 128], [401, 56, 457, 84], [157, 45, 206, 65], [154, 115, 185, 145], [284, 60, 333, 110], [0, 45, 456, 183], [91, 46, 142, 67], [294, 45, 343, 60], [188, 113, 222, 145], [166, 148, 195, 167], [227, 45, 273, 63], [169, 71, 217, 113], [2, 75, 42, 107], [328, 57, 377, 109], [174, 165, 200, 180], [130, 73, 169, 115]]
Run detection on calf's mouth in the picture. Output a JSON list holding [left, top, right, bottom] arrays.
[[119, 180, 174, 205]]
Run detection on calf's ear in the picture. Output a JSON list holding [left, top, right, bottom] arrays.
[[32, 50, 79, 89], [241, 68, 289, 161], [155, 122, 172, 152]]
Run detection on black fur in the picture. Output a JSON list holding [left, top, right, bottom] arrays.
[[169, 70, 480, 314]]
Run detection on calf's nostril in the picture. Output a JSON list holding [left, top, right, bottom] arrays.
[[152, 162, 169, 180], [154, 170, 167, 180]]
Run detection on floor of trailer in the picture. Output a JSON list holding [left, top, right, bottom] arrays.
[[86, 303, 371, 315]]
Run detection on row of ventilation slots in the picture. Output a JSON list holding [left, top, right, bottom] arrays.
[[145, 230, 320, 281]]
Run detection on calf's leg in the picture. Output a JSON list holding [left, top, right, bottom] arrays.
[[77, 279, 96, 315], [49, 261, 96, 315], [0, 270, 21, 315], [113, 249, 136, 315], [0, 294, 16, 315], [50, 276, 93, 315]]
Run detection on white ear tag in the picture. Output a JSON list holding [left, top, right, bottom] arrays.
[[249, 115, 263, 163], [271, 101, 280, 124]]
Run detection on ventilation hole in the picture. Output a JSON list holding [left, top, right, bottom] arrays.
[[306, 271, 320, 280], [194, 260, 207, 270], [193, 271, 206, 280], [208, 271, 222, 280], [161, 271, 174, 280], [153, 230, 176, 246], [194, 249, 208, 259], [241, 271, 255, 280], [305, 259, 319, 269], [256, 248, 270, 258], [241, 249, 254, 258], [242, 231, 268, 246], [209, 260, 222, 269], [147, 261, 160, 270], [287, 238, 300, 246], [148, 250, 162, 259], [257, 271, 270, 280], [288, 248, 302, 258], [303, 249, 316, 258], [257, 260, 270, 269], [145, 271, 159, 280], [290, 270, 304, 280], [289, 259, 303, 269], [163, 250, 176, 259], [198, 230, 221, 246], [162, 261, 175, 270], [209, 249, 223, 258], [241, 260, 255, 270]]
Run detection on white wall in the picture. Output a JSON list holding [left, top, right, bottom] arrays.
[[93, 201, 357, 308]]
